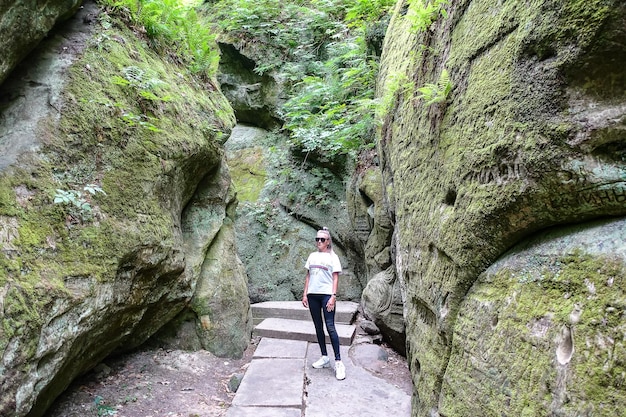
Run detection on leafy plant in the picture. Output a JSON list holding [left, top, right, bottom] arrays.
[[111, 66, 170, 128], [100, 0, 220, 79], [53, 185, 106, 223], [118, 109, 162, 132], [375, 72, 413, 122], [345, 0, 396, 27], [206, 0, 393, 162], [405, 0, 449, 33], [281, 29, 379, 162], [94, 395, 117, 416], [113, 66, 171, 103], [416, 68, 452, 106], [207, 0, 339, 75]]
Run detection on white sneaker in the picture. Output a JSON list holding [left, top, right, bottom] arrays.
[[335, 361, 346, 380], [312, 356, 330, 369]]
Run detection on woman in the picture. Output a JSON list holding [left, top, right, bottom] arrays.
[[302, 227, 345, 380]]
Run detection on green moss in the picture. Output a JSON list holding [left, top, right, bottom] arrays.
[[228, 147, 266, 203], [447, 250, 626, 416], [0, 282, 48, 352], [0, 177, 19, 217], [0, 9, 235, 363]]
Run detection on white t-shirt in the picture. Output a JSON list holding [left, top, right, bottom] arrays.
[[305, 251, 342, 295]]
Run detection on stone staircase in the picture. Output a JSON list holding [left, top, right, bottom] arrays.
[[251, 300, 359, 346]]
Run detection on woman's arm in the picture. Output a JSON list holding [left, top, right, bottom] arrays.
[[326, 271, 339, 311], [302, 271, 310, 308]]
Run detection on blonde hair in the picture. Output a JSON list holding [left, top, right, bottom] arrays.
[[318, 226, 335, 254]]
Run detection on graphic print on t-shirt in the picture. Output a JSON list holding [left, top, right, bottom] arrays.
[[305, 251, 342, 294]]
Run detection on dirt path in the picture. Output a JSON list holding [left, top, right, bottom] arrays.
[[46, 335, 411, 417], [46, 340, 259, 417]]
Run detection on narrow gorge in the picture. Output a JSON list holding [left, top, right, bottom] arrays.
[[0, 1, 624, 416]]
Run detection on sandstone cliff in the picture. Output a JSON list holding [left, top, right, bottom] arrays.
[[377, 0, 626, 415], [0, 2, 251, 416]]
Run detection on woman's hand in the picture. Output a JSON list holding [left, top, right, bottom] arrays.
[[302, 295, 308, 308], [326, 295, 336, 312]]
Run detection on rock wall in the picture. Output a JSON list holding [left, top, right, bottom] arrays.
[[225, 124, 366, 303], [217, 43, 284, 130], [0, 0, 82, 85], [0, 2, 250, 416], [442, 218, 626, 416], [348, 157, 406, 353], [377, 0, 626, 415]]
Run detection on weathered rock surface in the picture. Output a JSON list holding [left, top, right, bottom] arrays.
[[0, 0, 82, 85], [225, 124, 365, 303], [217, 43, 284, 130], [361, 266, 405, 355], [442, 218, 626, 416], [377, 0, 626, 415], [348, 158, 403, 352], [0, 3, 249, 416]]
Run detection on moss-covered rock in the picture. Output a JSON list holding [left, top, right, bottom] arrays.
[[225, 125, 365, 303], [377, 0, 626, 415], [0, 3, 247, 416], [442, 218, 626, 416], [0, 0, 81, 85]]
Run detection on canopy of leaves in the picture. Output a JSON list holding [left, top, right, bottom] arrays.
[[204, 0, 395, 161]]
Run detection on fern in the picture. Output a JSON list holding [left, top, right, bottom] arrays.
[[375, 72, 414, 122], [416, 68, 452, 106], [405, 0, 449, 33], [102, 0, 220, 79]]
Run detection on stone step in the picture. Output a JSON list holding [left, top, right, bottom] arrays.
[[253, 317, 356, 346], [251, 300, 359, 325]]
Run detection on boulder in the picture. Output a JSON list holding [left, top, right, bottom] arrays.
[[0, 0, 82, 85], [441, 218, 626, 416], [0, 3, 248, 416], [361, 266, 406, 355]]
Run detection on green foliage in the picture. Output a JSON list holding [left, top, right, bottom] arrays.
[[117, 108, 162, 131], [282, 36, 378, 160], [345, 0, 396, 27], [405, 0, 449, 33], [240, 199, 291, 258], [111, 65, 170, 129], [417, 68, 452, 106], [375, 72, 414, 122], [281, 1, 392, 160], [206, 0, 392, 162], [99, 0, 220, 78], [206, 0, 343, 75], [94, 395, 117, 416], [53, 185, 106, 223], [112, 66, 169, 93]]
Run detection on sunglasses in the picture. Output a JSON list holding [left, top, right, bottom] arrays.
[[315, 237, 327, 243]]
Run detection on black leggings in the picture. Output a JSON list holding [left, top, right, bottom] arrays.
[[307, 294, 341, 361]]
